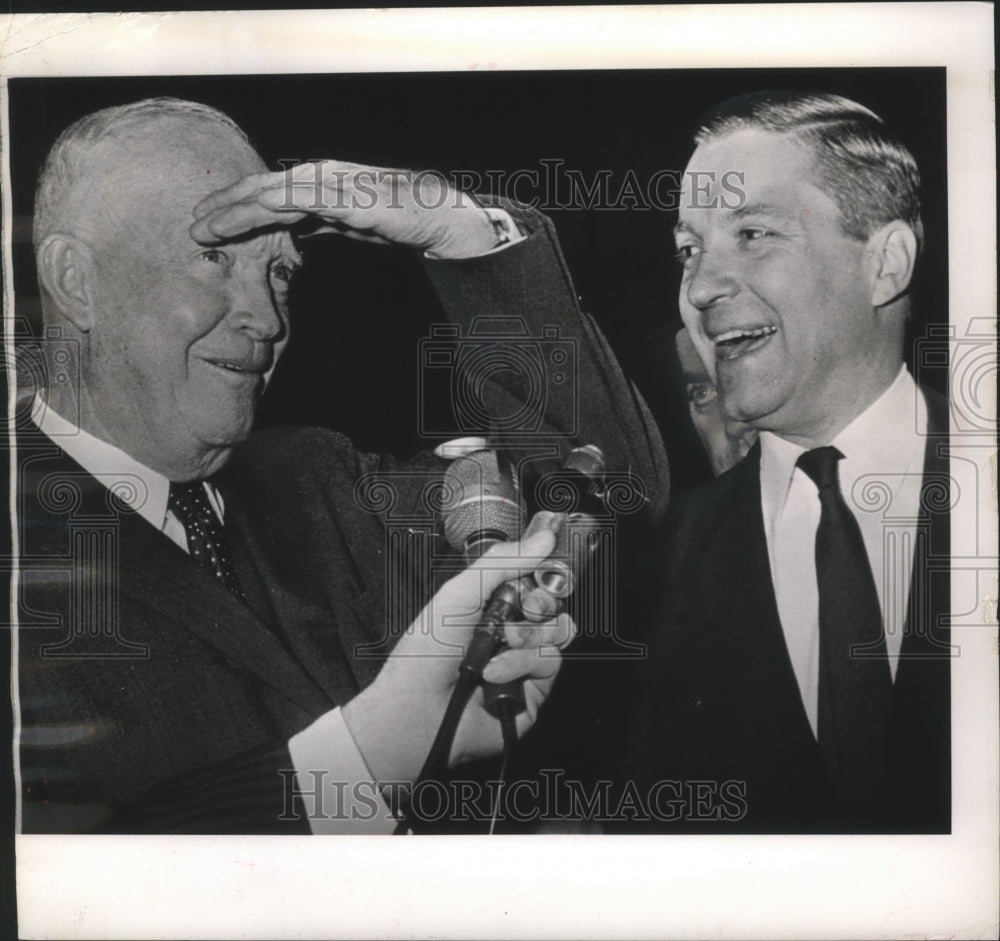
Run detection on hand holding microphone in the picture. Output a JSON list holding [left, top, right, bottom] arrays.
[[439, 446, 606, 717], [342, 528, 573, 784], [358, 444, 602, 832]]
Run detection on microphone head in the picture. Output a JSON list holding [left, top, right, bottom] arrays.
[[563, 444, 606, 479], [440, 449, 524, 554], [534, 444, 608, 515]]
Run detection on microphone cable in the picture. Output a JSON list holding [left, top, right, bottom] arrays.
[[488, 701, 518, 835], [392, 575, 526, 835]]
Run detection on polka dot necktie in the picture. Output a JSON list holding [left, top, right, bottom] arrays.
[[168, 481, 245, 601], [796, 446, 892, 804]]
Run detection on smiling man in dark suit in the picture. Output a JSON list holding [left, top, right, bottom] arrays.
[[15, 97, 668, 834], [627, 92, 950, 833]]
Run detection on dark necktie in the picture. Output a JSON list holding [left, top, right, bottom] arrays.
[[796, 446, 892, 804], [168, 481, 245, 601]]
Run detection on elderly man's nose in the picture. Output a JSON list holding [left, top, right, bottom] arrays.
[[685, 251, 739, 310], [230, 277, 284, 340]]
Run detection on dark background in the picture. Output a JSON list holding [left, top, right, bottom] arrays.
[[7, 69, 948, 492]]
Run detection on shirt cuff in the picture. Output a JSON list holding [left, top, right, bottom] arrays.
[[288, 707, 398, 835], [422, 206, 525, 259], [477, 206, 526, 255]]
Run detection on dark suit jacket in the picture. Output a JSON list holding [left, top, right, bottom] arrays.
[[15, 205, 670, 834], [621, 384, 951, 833]]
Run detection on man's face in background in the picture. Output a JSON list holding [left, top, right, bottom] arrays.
[[76, 118, 300, 479], [675, 326, 756, 476]]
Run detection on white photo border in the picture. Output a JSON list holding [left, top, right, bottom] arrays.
[[2, 5, 996, 939]]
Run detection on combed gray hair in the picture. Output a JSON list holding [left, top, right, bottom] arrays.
[[694, 91, 924, 254], [33, 97, 250, 250]]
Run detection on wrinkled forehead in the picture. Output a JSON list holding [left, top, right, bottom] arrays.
[[80, 116, 267, 239]]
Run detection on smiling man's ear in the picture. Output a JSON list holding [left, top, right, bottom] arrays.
[[36, 234, 98, 331], [866, 220, 918, 308]]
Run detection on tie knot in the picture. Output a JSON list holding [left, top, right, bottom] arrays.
[[168, 480, 212, 517], [796, 446, 844, 492]]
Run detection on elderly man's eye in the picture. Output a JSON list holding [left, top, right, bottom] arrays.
[[271, 263, 297, 284], [686, 382, 718, 410], [198, 249, 228, 266]]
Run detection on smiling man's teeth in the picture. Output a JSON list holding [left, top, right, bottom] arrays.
[[714, 325, 778, 346], [712, 325, 778, 362]]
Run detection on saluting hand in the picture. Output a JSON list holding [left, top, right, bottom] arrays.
[[190, 159, 499, 259]]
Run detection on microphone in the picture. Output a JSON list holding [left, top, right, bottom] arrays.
[[441, 445, 607, 562], [405, 444, 608, 830], [439, 446, 608, 715], [403, 446, 625, 833], [533, 444, 607, 517], [440, 449, 524, 561], [437, 448, 529, 693], [531, 445, 606, 601], [396, 446, 603, 833]]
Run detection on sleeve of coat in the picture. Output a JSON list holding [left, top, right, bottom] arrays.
[[420, 199, 670, 525]]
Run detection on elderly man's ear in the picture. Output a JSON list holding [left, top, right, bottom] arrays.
[[865, 220, 919, 309], [36, 234, 98, 331]]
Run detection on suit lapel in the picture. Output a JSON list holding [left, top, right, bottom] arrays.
[[899, 386, 951, 664], [26, 446, 334, 717], [222, 496, 367, 707], [116, 510, 334, 716]]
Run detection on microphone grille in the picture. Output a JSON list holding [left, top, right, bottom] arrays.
[[441, 450, 523, 550], [442, 498, 523, 550], [443, 449, 503, 490]]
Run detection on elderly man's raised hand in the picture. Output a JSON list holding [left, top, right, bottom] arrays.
[[190, 160, 500, 259]]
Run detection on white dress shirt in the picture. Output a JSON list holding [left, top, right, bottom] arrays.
[[759, 368, 928, 736], [32, 397, 396, 833]]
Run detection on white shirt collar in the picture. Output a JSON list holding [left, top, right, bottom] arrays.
[[760, 367, 924, 531], [834, 367, 926, 485], [31, 396, 172, 532]]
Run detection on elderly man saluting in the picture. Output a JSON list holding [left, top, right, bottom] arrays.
[[16, 98, 668, 833]]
